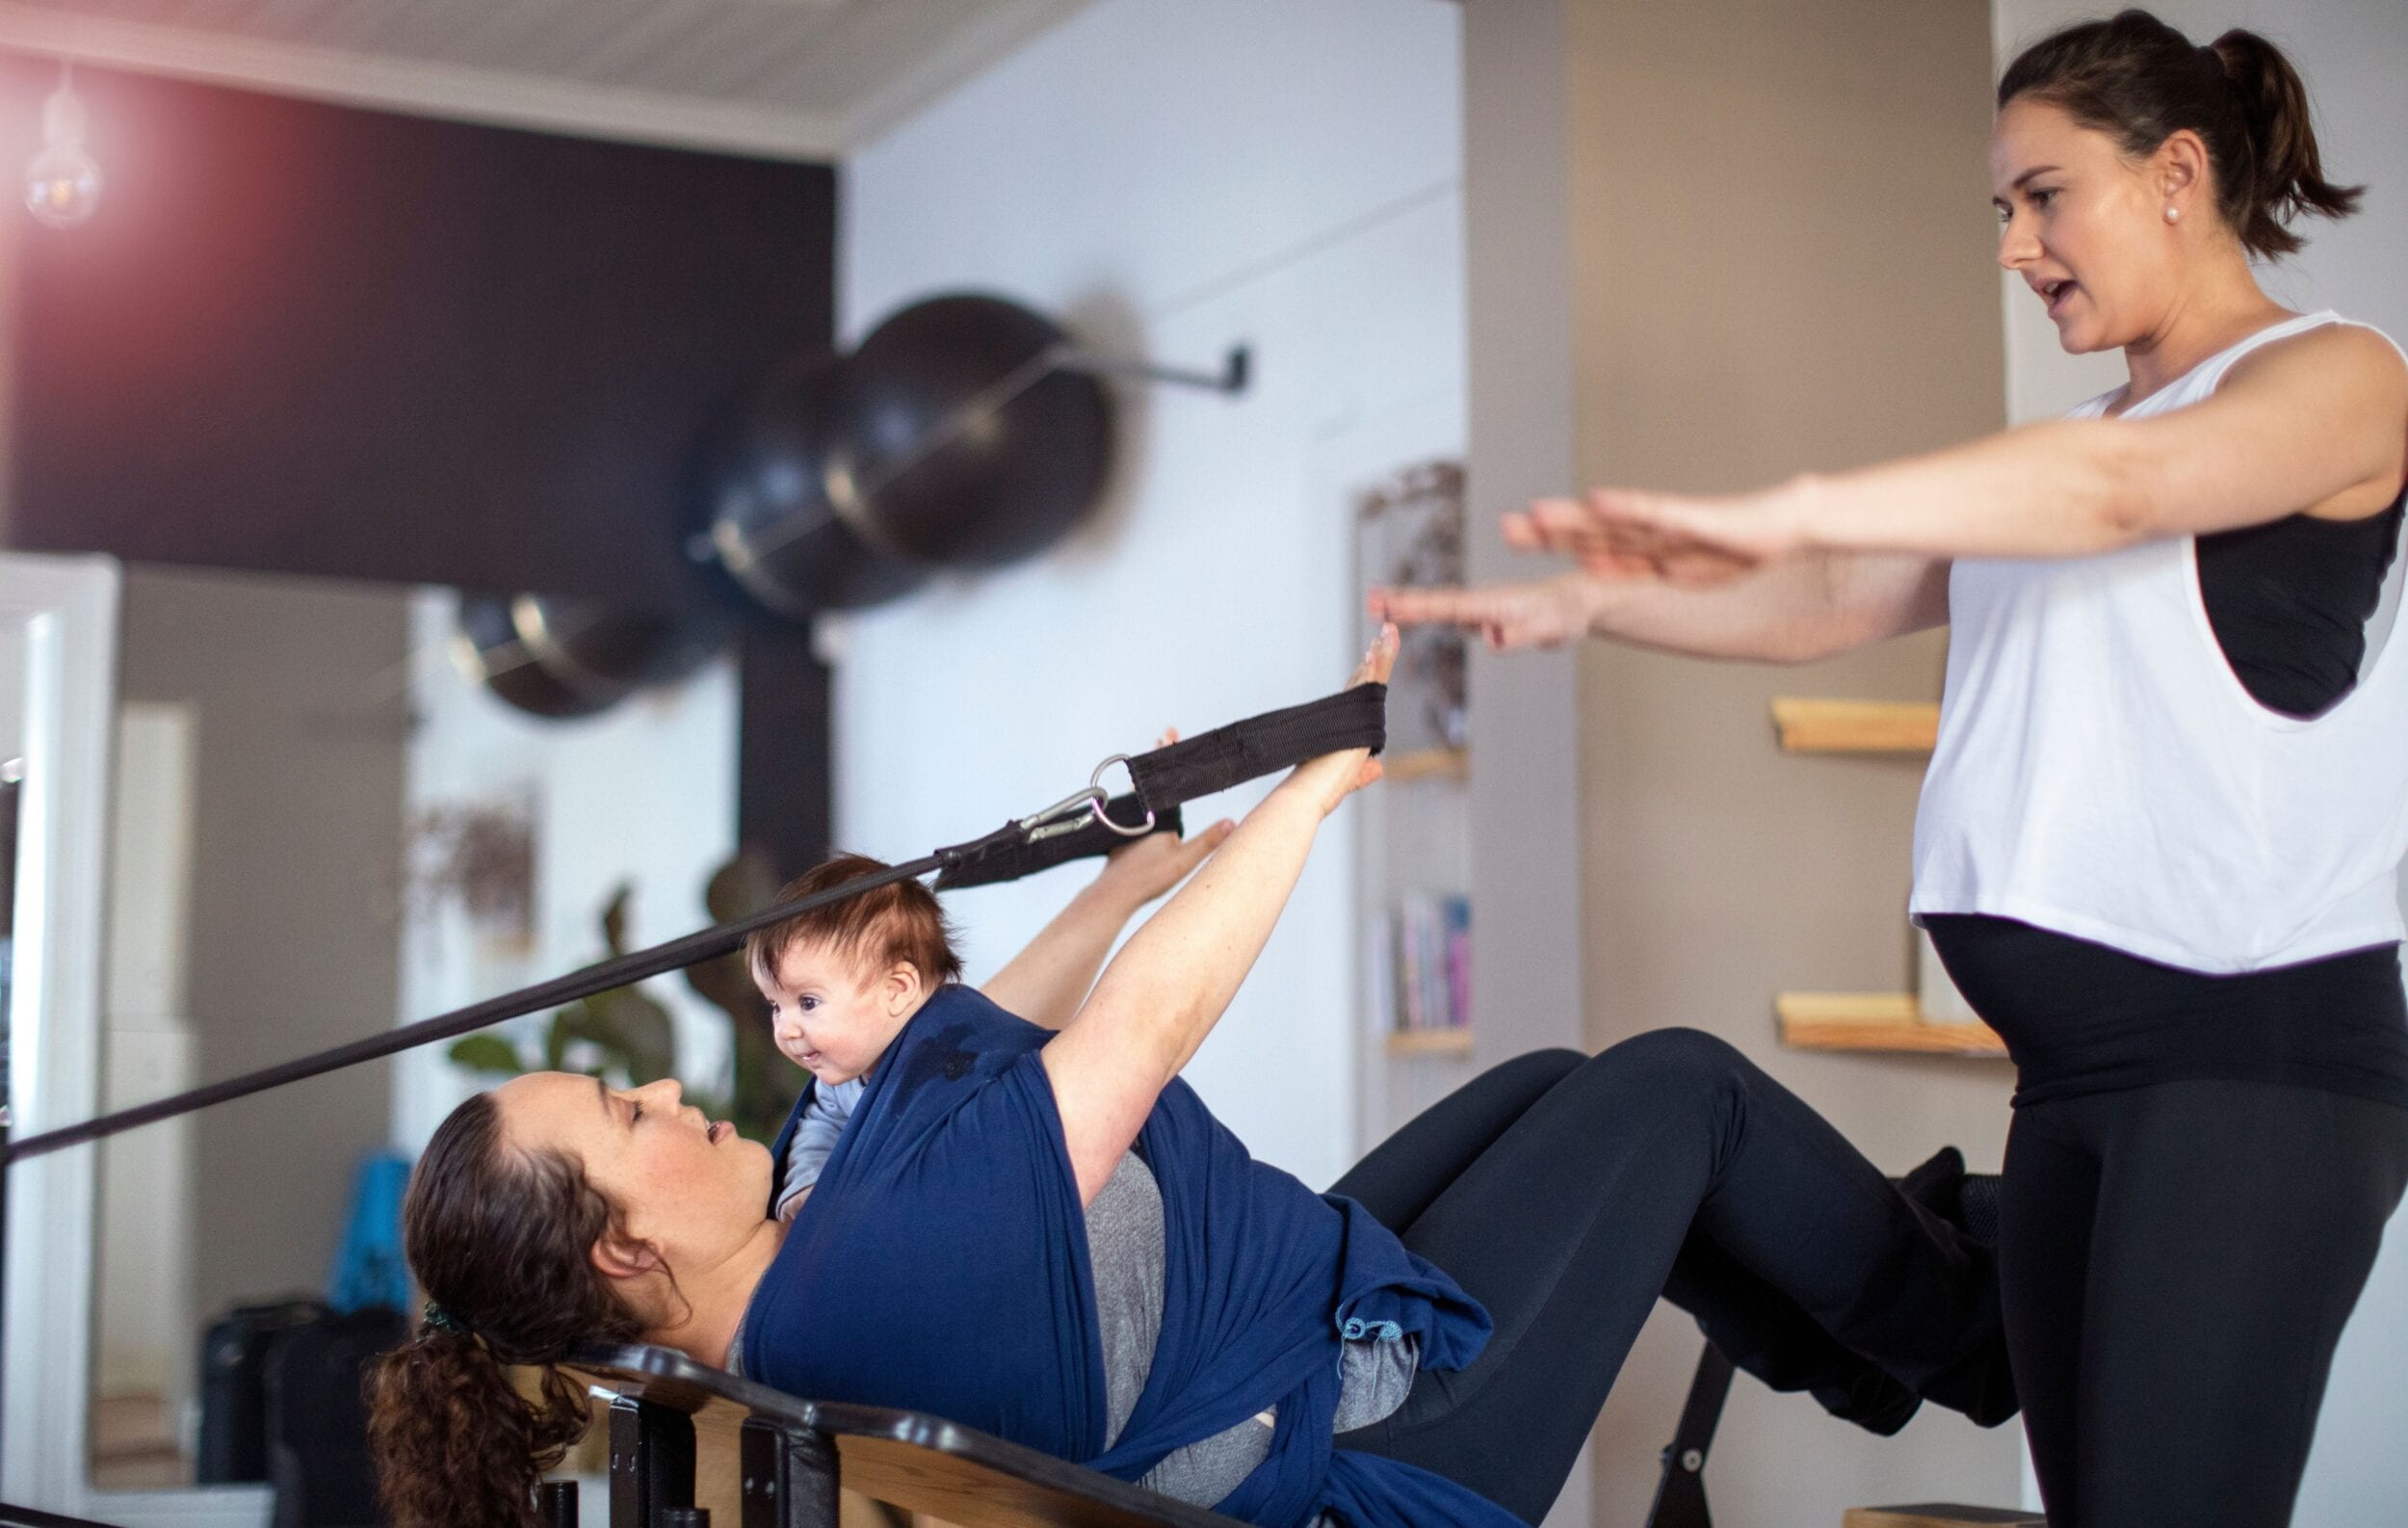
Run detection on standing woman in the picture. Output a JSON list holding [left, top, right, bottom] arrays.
[[1380, 11, 2408, 1527]]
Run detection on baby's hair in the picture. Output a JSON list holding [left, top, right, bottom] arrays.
[[745, 853, 963, 991]]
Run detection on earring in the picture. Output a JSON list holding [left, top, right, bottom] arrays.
[[2164, 205, 2181, 224]]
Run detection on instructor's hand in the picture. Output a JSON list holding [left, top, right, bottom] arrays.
[[1370, 572, 1605, 651], [1506, 487, 1806, 587]]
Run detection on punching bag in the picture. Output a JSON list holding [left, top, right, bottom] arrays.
[[697, 294, 1115, 620], [830, 295, 1112, 568], [453, 593, 728, 721], [694, 349, 929, 619]]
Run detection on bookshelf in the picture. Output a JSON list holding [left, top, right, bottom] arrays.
[[1356, 461, 1476, 1148], [1767, 697, 2002, 1058], [1383, 747, 1470, 784], [1775, 992, 2007, 1057], [1771, 698, 1940, 753]]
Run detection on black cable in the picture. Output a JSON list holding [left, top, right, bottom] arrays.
[[3, 683, 1384, 1166], [2, 855, 940, 1165]]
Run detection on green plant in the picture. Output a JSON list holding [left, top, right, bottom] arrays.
[[445, 858, 806, 1146], [447, 884, 675, 1089], [682, 849, 805, 1144]]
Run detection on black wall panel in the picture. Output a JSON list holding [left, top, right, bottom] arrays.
[[4, 59, 832, 611], [2, 58, 837, 875]]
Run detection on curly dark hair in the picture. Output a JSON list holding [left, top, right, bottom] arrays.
[[368, 1092, 644, 1528], [1999, 9, 2361, 259]]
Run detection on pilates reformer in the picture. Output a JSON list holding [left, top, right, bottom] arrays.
[[0, 686, 1384, 1528], [0, 673, 1990, 1528]]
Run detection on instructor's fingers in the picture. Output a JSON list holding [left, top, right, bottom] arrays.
[[1504, 498, 1605, 555], [1371, 585, 1479, 626], [1521, 495, 1623, 554]]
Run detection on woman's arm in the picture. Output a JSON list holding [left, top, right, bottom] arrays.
[[980, 810, 1236, 1029], [1509, 323, 2408, 581], [1040, 631, 1396, 1205], [1371, 550, 1948, 664]]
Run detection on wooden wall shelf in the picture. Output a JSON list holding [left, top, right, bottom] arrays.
[[1383, 747, 1469, 784], [1771, 698, 1940, 754], [1776, 992, 2006, 1057], [1386, 1029, 1475, 1058]]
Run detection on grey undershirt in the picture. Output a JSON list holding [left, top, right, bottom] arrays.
[[1088, 1152, 1417, 1509]]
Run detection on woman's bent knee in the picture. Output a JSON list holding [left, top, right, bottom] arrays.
[[1602, 1026, 1744, 1075], [1466, 1047, 1586, 1098]]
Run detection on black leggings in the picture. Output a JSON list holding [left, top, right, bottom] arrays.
[[1327, 1030, 2004, 1525], [2002, 1079, 2408, 1528]]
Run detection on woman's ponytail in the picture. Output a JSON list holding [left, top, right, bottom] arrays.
[[369, 1092, 647, 1528], [2207, 27, 2362, 257], [368, 1328, 589, 1528]]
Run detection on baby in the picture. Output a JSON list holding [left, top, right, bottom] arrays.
[[746, 852, 963, 1221], [749, 798, 1235, 1222]]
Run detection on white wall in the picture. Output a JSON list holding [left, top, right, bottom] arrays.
[[1993, 3, 2408, 1519], [392, 591, 741, 1151], [834, 0, 1466, 1191]]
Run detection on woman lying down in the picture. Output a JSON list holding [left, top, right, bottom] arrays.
[[369, 627, 2012, 1528]]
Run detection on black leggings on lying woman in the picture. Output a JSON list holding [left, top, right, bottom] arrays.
[[1331, 1030, 2015, 1524]]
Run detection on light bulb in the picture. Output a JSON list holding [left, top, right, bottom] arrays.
[[24, 79, 101, 229]]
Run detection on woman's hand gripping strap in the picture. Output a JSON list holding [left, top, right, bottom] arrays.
[[931, 683, 1386, 891]]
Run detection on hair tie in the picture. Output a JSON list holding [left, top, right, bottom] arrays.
[[423, 1299, 474, 1337]]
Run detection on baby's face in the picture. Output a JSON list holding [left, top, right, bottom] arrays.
[[756, 938, 921, 1086]]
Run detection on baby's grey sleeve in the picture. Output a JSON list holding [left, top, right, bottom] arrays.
[[776, 1078, 868, 1213]]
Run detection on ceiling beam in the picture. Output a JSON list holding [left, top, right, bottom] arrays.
[[0, 1, 848, 160]]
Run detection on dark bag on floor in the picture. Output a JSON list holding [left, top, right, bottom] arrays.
[[196, 1299, 328, 1484], [265, 1304, 409, 1528]]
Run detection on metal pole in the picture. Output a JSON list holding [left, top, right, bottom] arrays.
[[1054, 344, 1249, 395]]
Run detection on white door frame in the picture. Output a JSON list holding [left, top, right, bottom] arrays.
[[0, 554, 267, 1528]]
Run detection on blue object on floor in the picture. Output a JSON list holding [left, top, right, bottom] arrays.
[[327, 1151, 412, 1313]]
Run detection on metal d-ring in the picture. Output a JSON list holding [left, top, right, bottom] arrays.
[[1086, 755, 1156, 838]]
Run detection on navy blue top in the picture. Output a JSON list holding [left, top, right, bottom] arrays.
[[743, 985, 1513, 1528]]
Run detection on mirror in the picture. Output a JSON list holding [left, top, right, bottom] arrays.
[[84, 564, 752, 1496]]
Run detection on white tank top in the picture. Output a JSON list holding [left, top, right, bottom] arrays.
[[1909, 311, 2408, 974]]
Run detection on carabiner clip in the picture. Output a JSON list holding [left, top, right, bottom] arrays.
[[1086, 755, 1156, 839], [1021, 782, 1108, 844]]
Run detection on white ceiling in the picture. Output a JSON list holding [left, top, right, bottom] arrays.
[[0, 0, 1098, 159]]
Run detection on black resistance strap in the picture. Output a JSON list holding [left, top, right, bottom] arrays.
[[1, 682, 1383, 1167], [934, 683, 1385, 889], [1128, 683, 1387, 808]]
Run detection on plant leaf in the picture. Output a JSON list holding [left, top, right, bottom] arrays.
[[448, 1034, 527, 1076]]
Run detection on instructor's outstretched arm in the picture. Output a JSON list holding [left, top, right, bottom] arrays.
[[1041, 628, 1395, 1206], [1373, 547, 1947, 665]]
